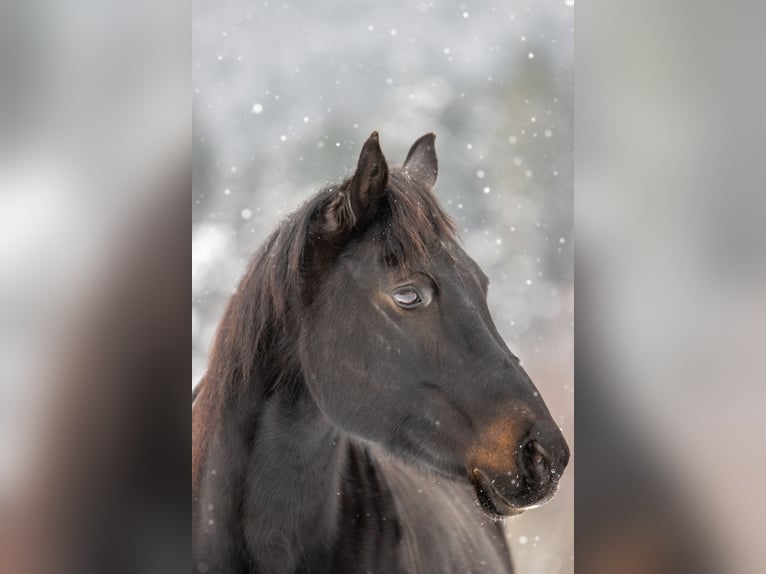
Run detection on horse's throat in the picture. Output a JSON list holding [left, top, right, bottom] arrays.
[[243, 394, 347, 568]]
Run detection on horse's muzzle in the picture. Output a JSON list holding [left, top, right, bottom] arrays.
[[469, 424, 569, 518]]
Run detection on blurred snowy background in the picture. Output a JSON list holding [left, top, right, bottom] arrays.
[[192, 1, 572, 571]]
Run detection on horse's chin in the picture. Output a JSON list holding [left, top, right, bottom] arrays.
[[470, 469, 552, 520]]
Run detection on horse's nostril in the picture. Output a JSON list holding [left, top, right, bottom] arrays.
[[532, 440, 551, 460], [521, 439, 553, 486]]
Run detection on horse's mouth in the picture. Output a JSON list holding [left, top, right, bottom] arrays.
[[470, 469, 526, 518], [470, 468, 560, 520]]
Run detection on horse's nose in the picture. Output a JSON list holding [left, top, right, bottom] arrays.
[[519, 431, 569, 488]]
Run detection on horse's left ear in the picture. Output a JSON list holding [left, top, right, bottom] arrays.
[[403, 133, 438, 189]]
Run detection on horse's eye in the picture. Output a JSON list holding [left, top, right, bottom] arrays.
[[393, 287, 422, 309]]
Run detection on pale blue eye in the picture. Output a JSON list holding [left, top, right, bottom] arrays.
[[393, 288, 422, 308]]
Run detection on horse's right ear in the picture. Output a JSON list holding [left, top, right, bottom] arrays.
[[321, 131, 388, 235]]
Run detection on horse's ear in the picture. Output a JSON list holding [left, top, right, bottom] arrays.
[[350, 131, 389, 222], [403, 133, 438, 189], [322, 131, 388, 234]]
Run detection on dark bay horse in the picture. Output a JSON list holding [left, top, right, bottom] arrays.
[[192, 132, 569, 573]]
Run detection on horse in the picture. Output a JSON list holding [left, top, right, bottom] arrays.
[[192, 132, 569, 573]]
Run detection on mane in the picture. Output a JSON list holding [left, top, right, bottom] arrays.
[[192, 167, 456, 487]]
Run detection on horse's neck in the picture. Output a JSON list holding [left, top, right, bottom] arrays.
[[241, 388, 349, 572], [196, 375, 405, 572]]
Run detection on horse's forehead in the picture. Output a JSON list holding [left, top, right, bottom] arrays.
[[407, 239, 478, 276], [438, 239, 478, 269], [338, 234, 477, 283]]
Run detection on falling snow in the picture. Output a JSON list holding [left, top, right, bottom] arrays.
[[192, 2, 573, 570]]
